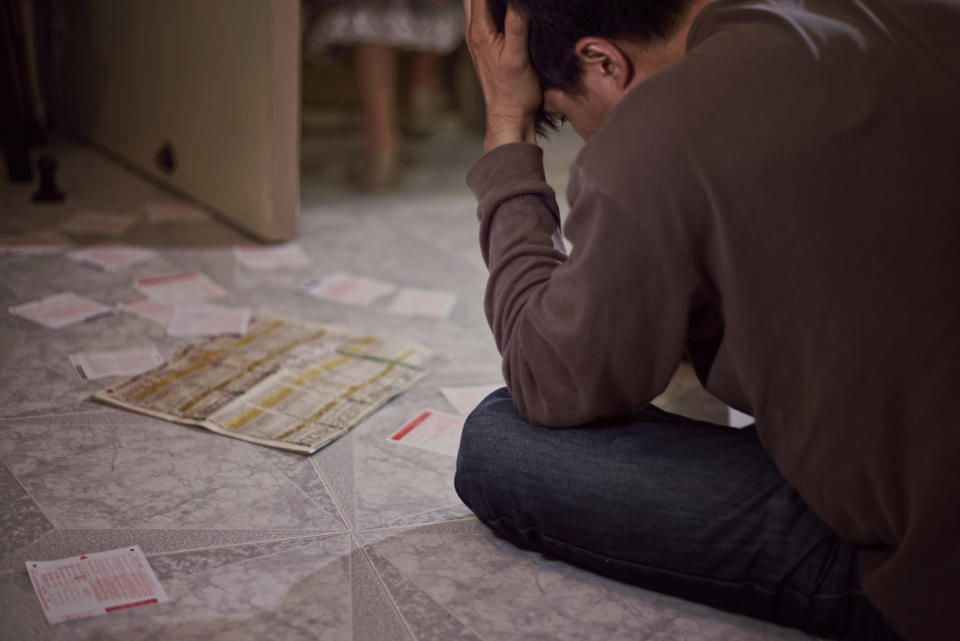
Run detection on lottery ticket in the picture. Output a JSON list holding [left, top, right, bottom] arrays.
[[60, 211, 137, 237], [440, 383, 503, 416], [233, 242, 311, 270], [66, 246, 158, 271], [386, 287, 457, 319], [117, 297, 175, 326], [26, 545, 168, 625], [389, 409, 465, 456], [134, 272, 227, 304], [302, 272, 396, 306], [9, 292, 113, 329], [69, 346, 165, 380], [166, 304, 251, 337]]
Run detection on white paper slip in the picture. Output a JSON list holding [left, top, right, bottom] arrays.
[[440, 383, 503, 416], [9, 292, 113, 329], [117, 297, 175, 326], [0, 231, 72, 255], [302, 272, 396, 306], [27, 545, 168, 625], [727, 406, 755, 429], [389, 409, 465, 457], [69, 346, 165, 381], [166, 304, 250, 337], [145, 202, 210, 223], [60, 212, 137, 237], [66, 246, 159, 271], [387, 287, 457, 319], [134, 272, 228, 304], [233, 242, 311, 270]]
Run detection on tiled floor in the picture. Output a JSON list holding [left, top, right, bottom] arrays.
[[0, 122, 810, 640]]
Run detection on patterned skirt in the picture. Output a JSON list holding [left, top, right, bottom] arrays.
[[304, 0, 464, 55]]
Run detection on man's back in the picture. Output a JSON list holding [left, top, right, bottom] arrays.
[[566, 0, 960, 636]]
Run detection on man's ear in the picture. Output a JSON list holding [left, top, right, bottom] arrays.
[[574, 37, 633, 91]]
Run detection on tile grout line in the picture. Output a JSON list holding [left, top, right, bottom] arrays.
[[362, 504, 472, 531], [0, 529, 56, 572], [310, 455, 355, 534], [0, 408, 112, 423], [141, 531, 349, 559], [353, 533, 418, 641], [356, 515, 479, 537], [356, 532, 491, 641], [0, 458, 61, 532]]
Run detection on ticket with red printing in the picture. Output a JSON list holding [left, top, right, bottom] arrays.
[[26, 545, 168, 625], [134, 272, 228, 305], [388, 409, 465, 457], [302, 272, 396, 306]]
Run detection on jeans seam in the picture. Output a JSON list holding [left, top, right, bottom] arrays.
[[488, 514, 866, 603]]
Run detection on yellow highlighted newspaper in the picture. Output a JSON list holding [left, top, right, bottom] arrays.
[[94, 315, 440, 453]]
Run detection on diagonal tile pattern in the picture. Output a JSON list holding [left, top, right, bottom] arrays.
[[0, 128, 797, 640]]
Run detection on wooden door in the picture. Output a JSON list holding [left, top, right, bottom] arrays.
[[54, 0, 299, 241]]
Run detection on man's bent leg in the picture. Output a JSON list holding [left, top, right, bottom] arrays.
[[454, 389, 901, 641]]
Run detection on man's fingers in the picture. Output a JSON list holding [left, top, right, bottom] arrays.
[[468, 0, 497, 39], [503, 4, 529, 57]]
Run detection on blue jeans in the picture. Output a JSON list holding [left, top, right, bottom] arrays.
[[454, 389, 902, 641]]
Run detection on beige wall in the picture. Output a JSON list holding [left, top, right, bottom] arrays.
[[55, 0, 300, 241]]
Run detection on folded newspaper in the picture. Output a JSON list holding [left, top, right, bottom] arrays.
[[94, 315, 440, 453]]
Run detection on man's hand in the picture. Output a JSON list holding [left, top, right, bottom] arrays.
[[463, 0, 542, 152]]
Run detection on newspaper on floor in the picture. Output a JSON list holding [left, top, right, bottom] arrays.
[[94, 314, 441, 454]]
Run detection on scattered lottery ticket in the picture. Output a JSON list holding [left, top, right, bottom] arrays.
[[26, 545, 168, 625], [388, 409, 465, 457], [0, 231, 72, 255], [233, 242, 311, 270], [145, 202, 210, 224], [134, 272, 227, 305], [9, 292, 113, 329], [166, 304, 251, 337], [69, 346, 165, 381], [117, 297, 175, 326], [66, 246, 159, 271], [387, 287, 457, 319], [302, 272, 396, 306], [440, 383, 503, 416], [60, 212, 138, 237], [728, 406, 755, 429]]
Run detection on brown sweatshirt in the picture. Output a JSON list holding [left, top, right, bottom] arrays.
[[466, 1, 960, 638]]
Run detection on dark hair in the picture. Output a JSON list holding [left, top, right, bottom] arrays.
[[487, 0, 694, 131]]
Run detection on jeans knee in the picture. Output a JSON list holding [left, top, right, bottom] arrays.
[[454, 389, 514, 515]]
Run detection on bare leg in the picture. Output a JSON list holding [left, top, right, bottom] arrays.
[[352, 43, 400, 191], [406, 51, 445, 135]]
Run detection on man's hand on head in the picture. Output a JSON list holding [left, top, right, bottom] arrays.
[[463, 0, 542, 152]]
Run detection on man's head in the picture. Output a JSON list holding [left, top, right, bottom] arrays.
[[486, 0, 701, 139]]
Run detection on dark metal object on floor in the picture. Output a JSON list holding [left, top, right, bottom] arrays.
[[32, 154, 64, 203]]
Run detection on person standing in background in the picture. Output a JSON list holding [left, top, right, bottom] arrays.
[[305, 0, 464, 192]]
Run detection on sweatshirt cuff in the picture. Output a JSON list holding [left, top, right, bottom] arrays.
[[466, 143, 559, 227], [466, 142, 546, 199]]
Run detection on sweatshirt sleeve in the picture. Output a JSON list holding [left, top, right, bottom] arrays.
[[466, 142, 700, 427]]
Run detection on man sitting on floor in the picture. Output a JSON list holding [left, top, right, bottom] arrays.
[[453, 0, 960, 639]]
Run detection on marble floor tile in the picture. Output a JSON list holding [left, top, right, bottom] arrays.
[[0, 529, 339, 574], [361, 519, 813, 641], [0, 129, 763, 641], [350, 536, 414, 641], [0, 460, 54, 565], [0, 411, 346, 531], [52, 534, 355, 641]]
